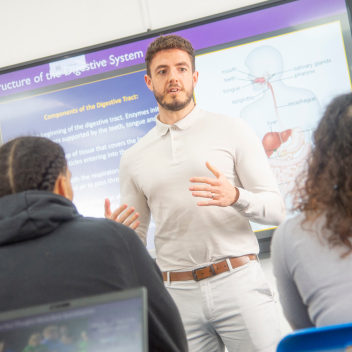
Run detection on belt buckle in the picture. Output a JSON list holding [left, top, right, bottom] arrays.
[[192, 264, 216, 282]]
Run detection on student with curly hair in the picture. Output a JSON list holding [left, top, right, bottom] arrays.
[[0, 136, 187, 352], [272, 92, 352, 330]]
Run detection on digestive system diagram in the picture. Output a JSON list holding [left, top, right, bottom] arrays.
[[240, 46, 322, 196]]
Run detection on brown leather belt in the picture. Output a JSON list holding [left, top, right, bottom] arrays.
[[162, 255, 257, 282]]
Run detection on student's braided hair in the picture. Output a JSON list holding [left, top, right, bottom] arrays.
[[0, 136, 67, 198]]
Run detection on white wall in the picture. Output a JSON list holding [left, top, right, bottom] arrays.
[[0, 0, 269, 69], [0, 0, 293, 339]]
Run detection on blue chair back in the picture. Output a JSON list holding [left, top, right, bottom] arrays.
[[277, 322, 352, 352]]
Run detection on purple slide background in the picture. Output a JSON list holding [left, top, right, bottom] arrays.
[[0, 0, 347, 98]]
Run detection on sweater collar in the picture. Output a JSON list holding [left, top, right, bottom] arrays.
[[155, 105, 201, 136]]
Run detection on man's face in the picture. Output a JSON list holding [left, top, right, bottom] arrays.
[[145, 49, 198, 111]]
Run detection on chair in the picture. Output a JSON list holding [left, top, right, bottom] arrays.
[[277, 322, 352, 352]]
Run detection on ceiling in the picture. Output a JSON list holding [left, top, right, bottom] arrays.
[[0, 0, 269, 69]]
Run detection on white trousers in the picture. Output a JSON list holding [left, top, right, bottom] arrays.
[[165, 260, 281, 352]]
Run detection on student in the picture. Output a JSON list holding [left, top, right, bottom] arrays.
[[272, 93, 352, 330], [0, 136, 188, 352]]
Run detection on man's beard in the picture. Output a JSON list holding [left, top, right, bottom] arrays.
[[154, 87, 193, 111]]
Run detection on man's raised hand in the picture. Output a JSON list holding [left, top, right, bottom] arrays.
[[104, 198, 140, 230], [189, 161, 239, 207]]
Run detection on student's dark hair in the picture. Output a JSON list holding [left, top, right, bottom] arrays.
[[145, 35, 195, 77], [0, 136, 67, 198], [294, 93, 352, 256]]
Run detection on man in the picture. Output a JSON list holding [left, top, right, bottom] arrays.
[[106, 35, 285, 352], [0, 136, 187, 352]]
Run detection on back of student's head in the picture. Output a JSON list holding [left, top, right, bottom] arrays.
[[0, 136, 67, 198], [295, 92, 352, 254]]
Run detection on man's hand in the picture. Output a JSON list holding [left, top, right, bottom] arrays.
[[189, 161, 239, 207], [104, 198, 140, 230]]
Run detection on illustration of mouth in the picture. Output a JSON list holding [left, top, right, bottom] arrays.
[[254, 77, 266, 84]]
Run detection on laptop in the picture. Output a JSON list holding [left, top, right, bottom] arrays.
[[0, 287, 147, 352]]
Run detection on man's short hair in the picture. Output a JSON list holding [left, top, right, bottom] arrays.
[[145, 35, 195, 77]]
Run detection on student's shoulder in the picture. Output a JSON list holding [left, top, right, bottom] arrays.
[[278, 213, 307, 234], [272, 213, 307, 250], [68, 216, 141, 247], [58, 217, 152, 281]]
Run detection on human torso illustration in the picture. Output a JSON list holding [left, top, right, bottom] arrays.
[[240, 46, 322, 196]]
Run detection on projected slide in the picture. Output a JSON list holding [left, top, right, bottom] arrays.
[[0, 70, 158, 247], [195, 22, 351, 227]]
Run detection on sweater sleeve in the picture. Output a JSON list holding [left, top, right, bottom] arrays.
[[124, 227, 188, 352], [231, 119, 286, 226], [119, 152, 151, 246], [271, 223, 314, 330]]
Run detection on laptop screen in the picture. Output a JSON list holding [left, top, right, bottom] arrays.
[[0, 289, 146, 352]]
